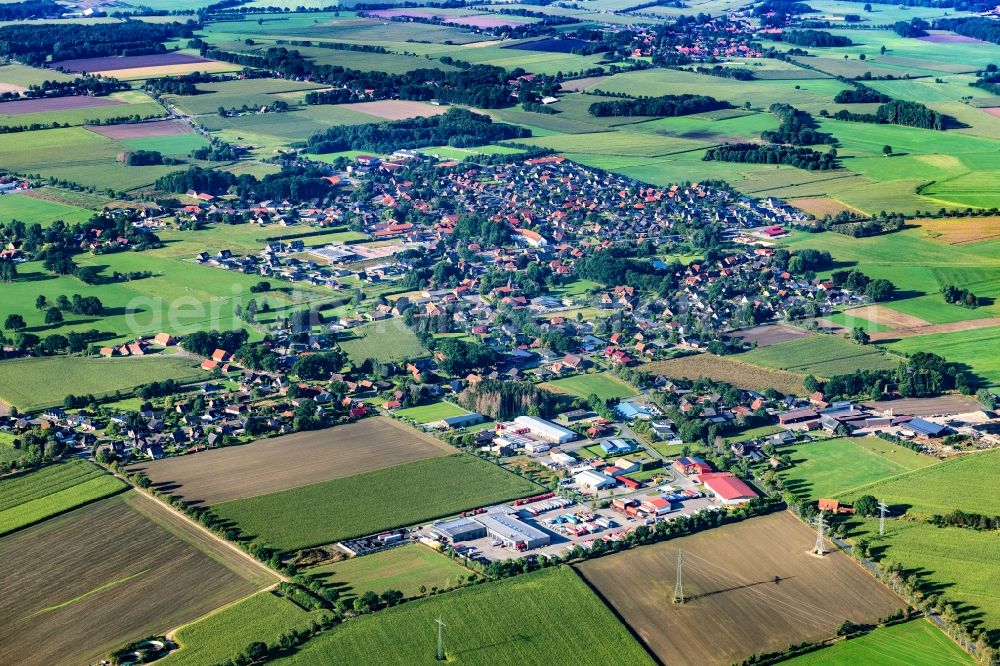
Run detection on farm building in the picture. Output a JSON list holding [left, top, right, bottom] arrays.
[[902, 418, 949, 438], [512, 415, 577, 444], [575, 469, 617, 491], [434, 412, 484, 429], [640, 496, 674, 516], [431, 517, 488, 542], [778, 408, 819, 426], [702, 473, 758, 505], [475, 508, 550, 550], [673, 456, 712, 476]]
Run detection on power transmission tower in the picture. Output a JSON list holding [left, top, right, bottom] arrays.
[[813, 512, 827, 555], [672, 550, 684, 604], [878, 500, 888, 536], [435, 617, 446, 661]]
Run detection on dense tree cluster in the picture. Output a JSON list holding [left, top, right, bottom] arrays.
[[829, 268, 896, 301], [703, 143, 838, 170], [0, 21, 195, 66], [833, 84, 892, 104], [292, 351, 345, 380], [817, 210, 905, 237], [762, 103, 836, 145], [573, 244, 678, 295], [0, 0, 60, 20], [821, 351, 976, 398], [942, 284, 979, 307], [456, 380, 564, 420], [693, 65, 755, 80], [302, 109, 529, 154], [124, 150, 165, 166], [766, 29, 852, 47], [830, 99, 947, 130], [893, 18, 929, 37], [145, 71, 225, 96], [155, 164, 334, 201], [181, 329, 249, 357], [434, 338, 498, 377], [587, 93, 731, 118]]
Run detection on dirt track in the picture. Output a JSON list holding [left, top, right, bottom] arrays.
[[576, 512, 904, 666], [128, 417, 454, 505]]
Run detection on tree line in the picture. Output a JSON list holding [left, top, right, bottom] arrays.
[[703, 143, 838, 170], [587, 93, 731, 118], [765, 29, 852, 47], [0, 20, 195, 66], [829, 99, 948, 130], [154, 164, 334, 201], [301, 108, 530, 154]]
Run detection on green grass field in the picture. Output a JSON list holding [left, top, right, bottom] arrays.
[[779, 619, 972, 666], [778, 437, 939, 501], [0, 194, 95, 227], [884, 327, 1000, 387], [272, 567, 655, 665], [545, 372, 637, 401], [740, 335, 899, 377], [846, 518, 1000, 646], [840, 448, 1000, 517], [211, 454, 540, 552], [161, 591, 320, 666], [308, 543, 472, 600], [393, 401, 469, 424], [0, 460, 128, 536], [338, 320, 429, 365], [0, 356, 204, 411]]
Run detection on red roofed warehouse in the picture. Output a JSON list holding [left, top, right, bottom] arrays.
[[703, 474, 758, 505]]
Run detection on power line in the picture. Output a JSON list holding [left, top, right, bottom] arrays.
[[814, 512, 827, 556], [878, 500, 889, 536], [673, 549, 684, 604], [435, 617, 446, 661]]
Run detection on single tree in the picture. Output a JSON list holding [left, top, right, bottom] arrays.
[[35, 295, 47, 310], [4, 313, 25, 331], [44, 307, 63, 325], [852, 327, 871, 345], [883, 144, 893, 156]]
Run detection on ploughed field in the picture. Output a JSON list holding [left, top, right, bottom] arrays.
[[576, 511, 905, 666], [127, 416, 454, 505], [0, 491, 276, 666]]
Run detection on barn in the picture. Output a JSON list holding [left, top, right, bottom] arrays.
[[702, 473, 758, 505]]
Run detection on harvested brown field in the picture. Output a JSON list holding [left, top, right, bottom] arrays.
[[52, 52, 208, 73], [86, 118, 193, 140], [644, 354, 806, 395], [128, 417, 454, 505], [338, 99, 448, 121], [863, 394, 985, 417], [914, 216, 1000, 245], [0, 491, 274, 666], [0, 83, 23, 94], [576, 512, 904, 666], [560, 75, 610, 92], [983, 107, 1000, 119], [920, 30, 991, 44], [789, 196, 863, 218], [844, 305, 929, 329], [95, 61, 237, 80], [0, 95, 122, 115], [728, 323, 813, 347], [868, 316, 1000, 341]]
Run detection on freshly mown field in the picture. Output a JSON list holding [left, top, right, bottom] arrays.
[[778, 437, 939, 501], [392, 401, 470, 424], [0, 356, 204, 411], [272, 566, 655, 665], [0, 491, 276, 666], [161, 591, 319, 666], [845, 518, 1000, 647], [308, 543, 472, 600], [211, 454, 540, 551], [338, 319, 429, 365], [740, 334, 899, 377], [643, 354, 807, 395], [779, 619, 973, 666], [129, 417, 453, 505], [576, 511, 905, 666], [0, 459, 127, 536], [544, 372, 637, 401], [839, 448, 1000, 517]]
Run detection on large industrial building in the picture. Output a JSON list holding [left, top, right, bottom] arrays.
[[512, 415, 578, 444], [431, 507, 551, 551]]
